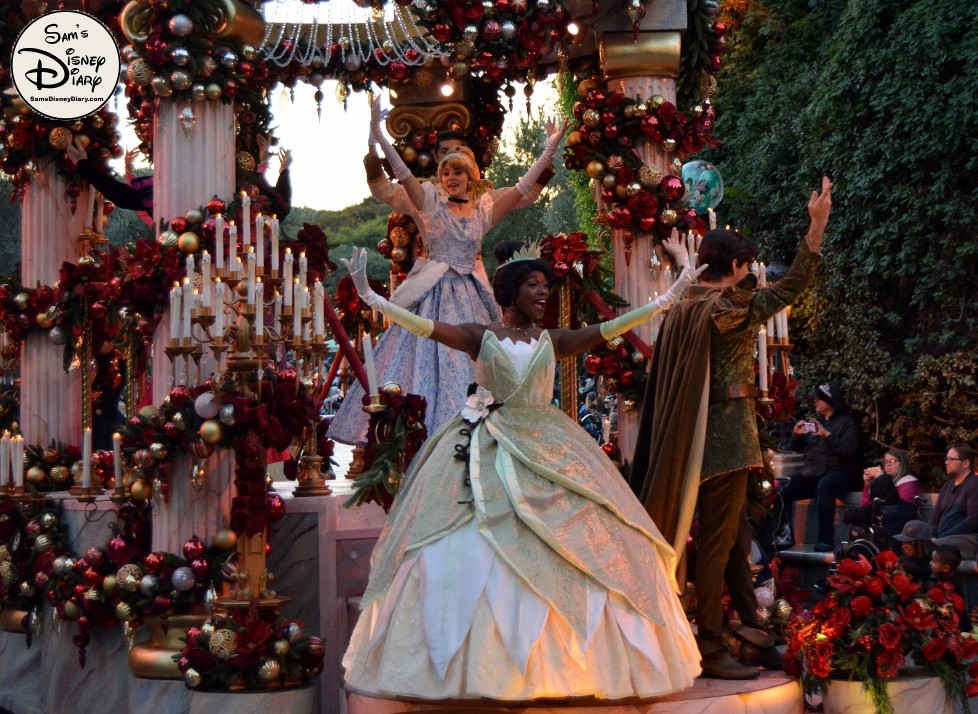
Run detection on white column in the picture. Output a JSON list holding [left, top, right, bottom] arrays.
[[20, 163, 84, 447]]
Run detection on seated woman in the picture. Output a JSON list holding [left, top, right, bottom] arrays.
[[843, 448, 920, 534]]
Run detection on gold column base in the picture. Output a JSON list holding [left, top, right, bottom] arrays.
[[292, 454, 332, 497], [128, 613, 208, 679], [346, 444, 366, 478]]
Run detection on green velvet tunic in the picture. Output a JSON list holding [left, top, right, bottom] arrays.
[[699, 241, 822, 479]]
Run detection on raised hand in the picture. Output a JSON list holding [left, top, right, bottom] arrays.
[[661, 228, 689, 266], [278, 148, 293, 172], [805, 176, 833, 253], [544, 117, 569, 150], [340, 247, 372, 298], [66, 136, 87, 164]]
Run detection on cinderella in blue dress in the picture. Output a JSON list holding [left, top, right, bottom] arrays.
[[329, 181, 500, 444]]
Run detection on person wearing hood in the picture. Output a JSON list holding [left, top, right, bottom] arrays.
[[774, 380, 862, 552]]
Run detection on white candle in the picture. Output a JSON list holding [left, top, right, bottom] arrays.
[[298, 252, 308, 292], [112, 432, 122, 485], [213, 278, 223, 344], [271, 216, 280, 272], [12, 436, 23, 489], [94, 194, 104, 232], [759, 263, 767, 288], [82, 428, 92, 489], [182, 278, 192, 340], [86, 185, 96, 229], [314, 282, 324, 338], [362, 331, 378, 395], [758, 325, 769, 392], [240, 192, 251, 248], [663, 267, 674, 285], [246, 253, 256, 305], [779, 309, 790, 343], [0, 432, 9, 487], [707, 207, 716, 231], [214, 216, 225, 272], [283, 250, 294, 305], [292, 281, 302, 338], [273, 292, 282, 327], [602, 417, 611, 444], [255, 214, 265, 270], [169, 285, 180, 339], [233, 256, 242, 278], [750, 261, 759, 275], [186, 254, 195, 290], [228, 224, 237, 269], [255, 281, 264, 340], [201, 253, 212, 308]]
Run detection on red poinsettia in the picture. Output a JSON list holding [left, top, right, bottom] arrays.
[[786, 550, 978, 713]]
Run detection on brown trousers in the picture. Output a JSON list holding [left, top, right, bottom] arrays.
[[694, 468, 762, 652]]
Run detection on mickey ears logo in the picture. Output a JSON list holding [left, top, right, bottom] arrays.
[[11, 10, 120, 121]]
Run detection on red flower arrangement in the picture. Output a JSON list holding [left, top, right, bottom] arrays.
[[786, 550, 978, 713]]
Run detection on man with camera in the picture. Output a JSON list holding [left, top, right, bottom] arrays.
[[770, 380, 862, 552]]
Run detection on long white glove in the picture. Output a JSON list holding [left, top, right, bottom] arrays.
[[515, 117, 568, 196], [369, 95, 412, 183], [599, 263, 707, 339], [340, 248, 434, 338]]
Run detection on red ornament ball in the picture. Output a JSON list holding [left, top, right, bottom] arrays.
[[182, 536, 205, 561]]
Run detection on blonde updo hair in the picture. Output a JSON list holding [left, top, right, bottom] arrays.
[[437, 148, 489, 199]]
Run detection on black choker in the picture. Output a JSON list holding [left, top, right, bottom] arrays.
[[448, 197, 469, 204]]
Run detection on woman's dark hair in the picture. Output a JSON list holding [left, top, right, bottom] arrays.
[[492, 242, 554, 308], [883, 449, 911, 481], [696, 228, 757, 282]]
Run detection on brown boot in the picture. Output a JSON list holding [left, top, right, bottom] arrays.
[[699, 649, 761, 680], [738, 641, 785, 670]]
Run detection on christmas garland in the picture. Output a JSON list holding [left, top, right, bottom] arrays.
[[179, 604, 325, 691], [344, 385, 428, 511], [410, 0, 570, 85], [564, 79, 717, 237], [677, 0, 727, 111]]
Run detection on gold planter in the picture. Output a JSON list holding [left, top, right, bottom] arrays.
[[128, 613, 208, 680], [0, 608, 28, 633]]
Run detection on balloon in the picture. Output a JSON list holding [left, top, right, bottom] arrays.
[[680, 160, 724, 214]]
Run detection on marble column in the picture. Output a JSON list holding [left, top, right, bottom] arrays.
[[20, 162, 85, 448], [597, 1, 687, 462]]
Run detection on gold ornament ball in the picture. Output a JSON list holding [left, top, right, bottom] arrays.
[[184, 668, 202, 688], [19, 582, 35, 598], [177, 232, 200, 254], [588, 130, 603, 146], [13, 293, 29, 310], [401, 146, 418, 163], [670, 157, 684, 176], [413, 68, 433, 87], [626, 182, 641, 197], [33, 534, 52, 552], [582, 109, 601, 128], [213, 528, 238, 551], [0, 561, 17, 585], [158, 230, 179, 248], [638, 165, 662, 188], [602, 173, 617, 190], [577, 78, 598, 98], [172, 413, 186, 430], [235, 151, 256, 173], [204, 83, 223, 100], [622, 399, 636, 412], [661, 138, 677, 152], [648, 94, 666, 109], [186, 208, 204, 224], [772, 599, 792, 621], [48, 127, 73, 150], [0, 545, 9, 561], [209, 629, 238, 660], [659, 208, 679, 226], [63, 601, 82, 620], [381, 382, 402, 397], [127, 58, 154, 86], [565, 130, 582, 147], [273, 639, 290, 657], [138, 405, 159, 420], [70, 461, 84, 480], [698, 73, 718, 100], [149, 443, 168, 461], [36, 311, 53, 328], [390, 247, 408, 263], [116, 601, 135, 622], [390, 226, 411, 248], [25, 466, 47, 485], [585, 160, 605, 179], [199, 419, 223, 445], [130, 479, 151, 502], [257, 658, 281, 683], [102, 574, 116, 593], [75, 133, 91, 148], [615, 184, 630, 200]]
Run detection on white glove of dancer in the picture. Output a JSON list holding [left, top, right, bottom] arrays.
[[599, 235, 707, 339], [369, 95, 412, 182], [340, 248, 434, 337], [515, 117, 568, 196]]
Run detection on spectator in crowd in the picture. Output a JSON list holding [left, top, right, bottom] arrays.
[[930, 543, 968, 630], [766, 381, 862, 552], [579, 390, 599, 419], [579, 403, 604, 442], [929, 443, 978, 559], [895, 519, 936, 582], [843, 448, 920, 534]]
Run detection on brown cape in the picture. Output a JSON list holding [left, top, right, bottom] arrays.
[[629, 292, 720, 589]]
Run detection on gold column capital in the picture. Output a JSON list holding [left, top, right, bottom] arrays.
[[600, 31, 682, 81]]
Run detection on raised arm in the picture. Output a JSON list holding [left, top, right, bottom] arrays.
[[369, 95, 425, 211], [490, 118, 568, 225], [550, 236, 706, 358], [341, 248, 484, 358]]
